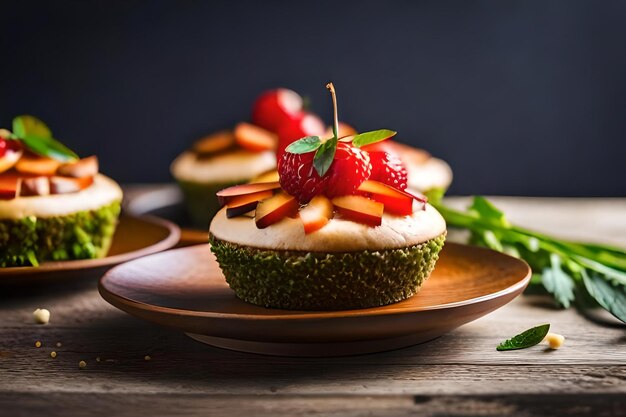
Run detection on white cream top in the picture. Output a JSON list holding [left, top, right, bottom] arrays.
[[406, 157, 453, 193], [210, 201, 446, 252], [0, 174, 122, 219], [170, 150, 276, 183]]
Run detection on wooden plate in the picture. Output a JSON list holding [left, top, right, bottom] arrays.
[[123, 184, 211, 246], [1, 216, 180, 285], [99, 243, 531, 356]]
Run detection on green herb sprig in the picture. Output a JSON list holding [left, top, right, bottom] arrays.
[[427, 191, 626, 323], [284, 83, 396, 177], [9, 115, 78, 162], [496, 324, 550, 351]]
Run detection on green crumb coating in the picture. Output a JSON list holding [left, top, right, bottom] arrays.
[[0, 201, 121, 267], [209, 232, 446, 310], [177, 180, 241, 229]]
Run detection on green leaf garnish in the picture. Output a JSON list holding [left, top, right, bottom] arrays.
[[12, 115, 52, 139], [582, 270, 626, 322], [541, 254, 576, 308], [285, 136, 322, 154], [429, 193, 626, 323], [351, 129, 397, 148], [313, 137, 337, 177], [12, 115, 79, 162], [496, 324, 550, 351]]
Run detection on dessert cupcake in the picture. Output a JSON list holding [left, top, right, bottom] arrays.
[[171, 89, 326, 229], [0, 116, 122, 267], [209, 84, 446, 310]]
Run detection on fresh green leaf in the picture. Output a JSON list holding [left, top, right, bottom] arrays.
[[575, 256, 626, 286], [496, 324, 550, 351], [285, 136, 322, 154], [582, 270, 626, 322], [12, 115, 79, 162], [313, 137, 337, 177], [351, 129, 396, 148], [12, 115, 52, 139], [541, 254, 576, 308], [20, 134, 79, 162], [470, 196, 510, 228]]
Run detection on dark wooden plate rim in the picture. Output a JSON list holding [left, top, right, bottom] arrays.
[[0, 215, 181, 276], [99, 243, 532, 321]]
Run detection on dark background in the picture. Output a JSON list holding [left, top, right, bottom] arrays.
[[1, 0, 625, 196]]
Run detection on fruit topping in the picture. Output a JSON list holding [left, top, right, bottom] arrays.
[[277, 112, 325, 157], [15, 155, 61, 176], [278, 150, 328, 203], [48, 175, 94, 195], [357, 180, 413, 216], [234, 122, 277, 152], [324, 142, 371, 198], [57, 156, 99, 178], [193, 130, 235, 156], [251, 170, 280, 183], [299, 195, 333, 234], [251, 88, 304, 132], [20, 176, 50, 197], [368, 151, 408, 190], [0, 173, 20, 200], [226, 189, 274, 218], [331, 195, 384, 227], [255, 191, 298, 229], [216, 181, 281, 205], [0, 137, 23, 174]]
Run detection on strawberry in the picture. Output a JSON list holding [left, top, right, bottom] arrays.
[[368, 151, 408, 190], [278, 150, 328, 203], [324, 142, 372, 198]]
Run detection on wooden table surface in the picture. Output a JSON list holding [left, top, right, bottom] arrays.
[[1, 190, 625, 417]]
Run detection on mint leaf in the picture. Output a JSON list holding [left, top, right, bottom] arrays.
[[12, 115, 52, 139], [285, 136, 322, 154], [313, 137, 337, 177], [497, 324, 550, 351], [12, 115, 78, 162], [582, 270, 626, 322], [20, 134, 79, 162], [541, 254, 576, 308], [351, 129, 396, 148]]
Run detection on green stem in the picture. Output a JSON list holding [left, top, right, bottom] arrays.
[[326, 82, 339, 139]]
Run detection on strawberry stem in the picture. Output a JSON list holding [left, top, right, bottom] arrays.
[[326, 82, 339, 140]]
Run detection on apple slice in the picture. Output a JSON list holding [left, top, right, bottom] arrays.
[[251, 170, 279, 183], [226, 189, 274, 218], [49, 175, 94, 194], [299, 195, 333, 234], [15, 155, 61, 176], [193, 130, 235, 156], [332, 195, 383, 227], [255, 191, 298, 229], [57, 156, 99, 178], [216, 181, 281, 205], [357, 180, 413, 216], [234, 122, 277, 152], [0, 173, 20, 200], [20, 176, 50, 196]]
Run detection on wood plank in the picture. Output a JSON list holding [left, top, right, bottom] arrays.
[[1, 393, 624, 417]]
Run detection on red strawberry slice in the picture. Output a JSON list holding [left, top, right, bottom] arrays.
[[368, 151, 408, 190], [324, 143, 372, 198], [278, 150, 328, 203]]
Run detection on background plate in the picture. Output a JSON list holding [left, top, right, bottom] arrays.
[[99, 242, 531, 356], [1, 216, 180, 285]]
